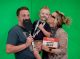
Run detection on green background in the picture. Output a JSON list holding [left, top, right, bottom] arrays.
[[0, 0, 80, 59]]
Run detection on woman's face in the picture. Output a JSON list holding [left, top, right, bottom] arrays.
[[52, 12, 62, 26], [52, 12, 58, 17], [47, 16, 55, 27]]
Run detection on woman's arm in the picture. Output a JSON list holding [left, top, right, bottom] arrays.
[[51, 28, 68, 54]]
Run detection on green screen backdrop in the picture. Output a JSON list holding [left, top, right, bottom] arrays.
[[0, 0, 80, 59]]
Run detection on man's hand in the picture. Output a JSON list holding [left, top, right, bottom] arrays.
[[26, 36, 33, 47]]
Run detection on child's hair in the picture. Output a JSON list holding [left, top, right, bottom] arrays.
[[40, 6, 50, 14], [41, 6, 50, 10]]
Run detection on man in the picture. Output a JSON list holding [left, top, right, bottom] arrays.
[[6, 7, 35, 59]]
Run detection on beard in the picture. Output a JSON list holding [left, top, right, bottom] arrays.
[[23, 19, 32, 32]]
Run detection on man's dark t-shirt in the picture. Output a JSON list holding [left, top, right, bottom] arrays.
[[7, 25, 35, 59]]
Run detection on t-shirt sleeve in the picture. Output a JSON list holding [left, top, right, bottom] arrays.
[[7, 29, 18, 45]]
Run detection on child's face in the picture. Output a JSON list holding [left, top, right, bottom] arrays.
[[40, 9, 50, 21], [35, 41, 42, 51]]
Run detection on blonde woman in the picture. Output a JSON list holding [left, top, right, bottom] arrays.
[[46, 11, 70, 59]]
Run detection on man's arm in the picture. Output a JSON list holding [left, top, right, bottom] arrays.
[[6, 36, 33, 53], [6, 43, 27, 53]]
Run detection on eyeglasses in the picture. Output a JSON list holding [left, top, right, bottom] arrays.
[[51, 15, 55, 19]]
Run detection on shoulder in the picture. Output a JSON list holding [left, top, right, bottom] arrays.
[[57, 28, 66, 33], [33, 20, 38, 24], [56, 28, 68, 36], [32, 20, 39, 28], [45, 22, 49, 25], [8, 25, 20, 33], [44, 22, 50, 27]]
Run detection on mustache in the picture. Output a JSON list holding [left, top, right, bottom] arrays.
[[23, 19, 30, 21]]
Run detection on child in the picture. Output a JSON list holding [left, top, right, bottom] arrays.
[[32, 6, 51, 59]]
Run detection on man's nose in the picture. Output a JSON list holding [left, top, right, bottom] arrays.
[[24, 17, 30, 19]]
